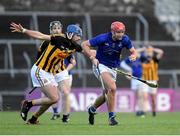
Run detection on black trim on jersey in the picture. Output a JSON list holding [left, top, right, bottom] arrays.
[[36, 47, 48, 66], [54, 59, 61, 66], [54, 59, 61, 72], [37, 41, 49, 59], [51, 35, 82, 52], [47, 57, 57, 72], [42, 46, 57, 70], [60, 59, 64, 70]]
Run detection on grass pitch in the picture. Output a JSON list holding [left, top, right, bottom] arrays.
[[0, 111, 180, 135]]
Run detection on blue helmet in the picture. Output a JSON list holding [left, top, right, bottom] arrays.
[[66, 24, 82, 37]]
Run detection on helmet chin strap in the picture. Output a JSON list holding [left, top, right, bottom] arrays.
[[66, 33, 74, 39]]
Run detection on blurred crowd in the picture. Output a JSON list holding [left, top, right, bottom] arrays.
[[0, 0, 179, 41], [0, 0, 153, 14]]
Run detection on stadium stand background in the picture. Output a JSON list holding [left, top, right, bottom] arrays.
[[0, 0, 179, 110]]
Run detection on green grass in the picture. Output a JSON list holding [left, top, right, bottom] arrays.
[[0, 111, 180, 135]]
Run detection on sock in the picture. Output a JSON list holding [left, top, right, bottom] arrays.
[[109, 112, 115, 119], [89, 106, 96, 113], [53, 107, 58, 114], [30, 115, 37, 122], [63, 114, 69, 119], [27, 101, 33, 108], [152, 111, 156, 116]]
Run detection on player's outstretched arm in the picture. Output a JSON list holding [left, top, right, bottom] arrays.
[[81, 40, 99, 66], [10, 22, 51, 40]]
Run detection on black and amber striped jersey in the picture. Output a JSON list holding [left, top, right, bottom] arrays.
[[54, 54, 74, 74], [35, 35, 82, 73], [37, 40, 49, 59], [141, 55, 159, 81]]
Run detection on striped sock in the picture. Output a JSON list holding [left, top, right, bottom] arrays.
[[53, 107, 58, 114], [89, 106, 96, 113], [109, 112, 115, 119]]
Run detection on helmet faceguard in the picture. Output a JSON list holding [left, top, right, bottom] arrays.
[[49, 21, 63, 34], [66, 24, 82, 39]]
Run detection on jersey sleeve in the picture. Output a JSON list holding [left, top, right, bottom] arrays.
[[72, 41, 82, 52], [40, 41, 49, 52], [124, 57, 131, 64], [51, 35, 82, 52], [89, 34, 105, 47], [75, 45, 82, 52], [36, 41, 49, 59], [122, 35, 133, 49], [50, 35, 65, 45]]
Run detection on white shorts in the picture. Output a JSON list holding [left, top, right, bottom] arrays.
[[93, 63, 117, 81], [141, 80, 158, 94], [31, 65, 58, 87], [131, 78, 143, 91], [55, 70, 70, 83]]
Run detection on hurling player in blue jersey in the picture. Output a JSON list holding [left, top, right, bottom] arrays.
[[120, 56, 145, 117], [81, 21, 137, 125]]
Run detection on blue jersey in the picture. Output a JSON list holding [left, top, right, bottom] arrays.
[[124, 57, 142, 78], [64, 55, 74, 75], [89, 32, 133, 68]]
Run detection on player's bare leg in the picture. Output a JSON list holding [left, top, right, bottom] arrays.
[[27, 104, 51, 124], [21, 84, 59, 123], [93, 94, 106, 108], [88, 72, 118, 125], [34, 93, 57, 120], [135, 90, 141, 115], [138, 91, 144, 110], [32, 85, 59, 105], [101, 72, 116, 111], [151, 93, 157, 116], [101, 72, 118, 125], [88, 93, 106, 125], [51, 103, 60, 120], [59, 79, 71, 122], [137, 90, 145, 117], [143, 92, 149, 113], [49, 80, 61, 120]]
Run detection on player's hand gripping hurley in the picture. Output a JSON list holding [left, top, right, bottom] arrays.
[[114, 68, 158, 88]]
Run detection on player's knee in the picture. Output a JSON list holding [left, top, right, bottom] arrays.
[[63, 88, 70, 96], [144, 95, 148, 101], [51, 95, 59, 104], [110, 85, 116, 93], [107, 88, 116, 96]]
